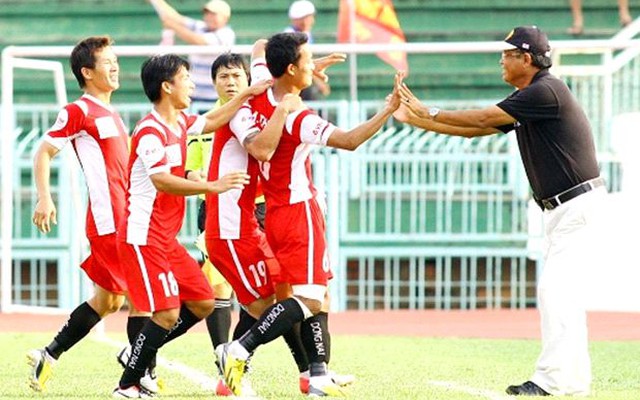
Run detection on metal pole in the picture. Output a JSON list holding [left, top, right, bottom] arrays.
[[1, 47, 16, 312], [348, 0, 358, 102]]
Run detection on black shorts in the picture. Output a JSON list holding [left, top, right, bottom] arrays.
[[197, 200, 206, 233], [254, 202, 266, 230]]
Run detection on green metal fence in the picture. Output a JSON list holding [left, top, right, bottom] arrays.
[[7, 94, 628, 312]]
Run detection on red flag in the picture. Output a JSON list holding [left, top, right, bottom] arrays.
[[337, 0, 408, 72]]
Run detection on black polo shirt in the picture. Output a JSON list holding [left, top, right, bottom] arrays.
[[496, 69, 600, 200]]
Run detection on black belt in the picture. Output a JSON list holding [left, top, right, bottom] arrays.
[[535, 177, 605, 211]]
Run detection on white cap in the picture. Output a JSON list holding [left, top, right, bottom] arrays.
[[203, 0, 231, 19], [288, 0, 315, 19]]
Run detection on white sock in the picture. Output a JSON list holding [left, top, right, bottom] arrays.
[[229, 340, 250, 360]]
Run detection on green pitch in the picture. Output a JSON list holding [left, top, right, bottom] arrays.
[[2, 332, 639, 399]]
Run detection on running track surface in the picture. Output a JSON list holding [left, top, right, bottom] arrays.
[[1, 310, 639, 340]]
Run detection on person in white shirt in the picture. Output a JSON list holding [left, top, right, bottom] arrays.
[[284, 0, 330, 101], [149, 0, 235, 105]]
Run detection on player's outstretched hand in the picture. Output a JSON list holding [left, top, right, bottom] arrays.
[[384, 71, 405, 113], [32, 198, 57, 234], [313, 53, 347, 82], [209, 171, 251, 194], [393, 102, 420, 125]]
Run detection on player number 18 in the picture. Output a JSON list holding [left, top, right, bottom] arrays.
[[158, 271, 179, 297]]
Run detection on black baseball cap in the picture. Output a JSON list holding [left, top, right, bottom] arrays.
[[504, 26, 551, 58]]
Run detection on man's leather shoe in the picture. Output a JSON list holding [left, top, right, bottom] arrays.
[[506, 381, 551, 396]]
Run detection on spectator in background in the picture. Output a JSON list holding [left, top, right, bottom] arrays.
[[149, 0, 235, 105], [568, 0, 633, 35], [284, 0, 330, 101]]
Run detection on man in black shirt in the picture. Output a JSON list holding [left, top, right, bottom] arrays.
[[394, 26, 607, 397]]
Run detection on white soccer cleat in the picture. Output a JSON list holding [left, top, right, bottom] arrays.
[[329, 370, 356, 387], [300, 370, 356, 394], [215, 343, 247, 396], [112, 385, 155, 398], [27, 348, 55, 392], [116, 345, 163, 394]]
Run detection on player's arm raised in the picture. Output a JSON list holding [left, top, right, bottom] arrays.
[[327, 71, 404, 151], [200, 79, 272, 133]]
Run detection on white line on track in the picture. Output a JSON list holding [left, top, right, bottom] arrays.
[[428, 380, 511, 400], [92, 334, 218, 392]]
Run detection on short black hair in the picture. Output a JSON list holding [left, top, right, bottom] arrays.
[[265, 32, 308, 78], [140, 54, 190, 103], [211, 53, 249, 82], [70, 36, 113, 88]]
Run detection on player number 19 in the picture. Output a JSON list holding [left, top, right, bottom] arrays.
[[248, 260, 267, 287]]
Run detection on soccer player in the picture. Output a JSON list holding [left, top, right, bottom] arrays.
[[112, 53, 266, 398], [206, 42, 354, 397], [28, 35, 157, 393], [203, 48, 304, 396], [215, 32, 403, 397], [183, 52, 270, 396]]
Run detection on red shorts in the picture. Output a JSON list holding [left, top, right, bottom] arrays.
[[118, 239, 213, 313], [265, 199, 333, 286], [81, 233, 126, 294], [206, 231, 276, 305]]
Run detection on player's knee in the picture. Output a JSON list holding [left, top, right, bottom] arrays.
[[291, 284, 327, 316], [152, 308, 180, 330], [322, 289, 331, 312], [275, 282, 293, 301], [246, 295, 276, 317], [303, 298, 322, 315], [213, 281, 233, 299], [105, 296, 125, 314], [127, 302, 151, 317], [89, 292, 125, 317], [189, 299, 215, 319]]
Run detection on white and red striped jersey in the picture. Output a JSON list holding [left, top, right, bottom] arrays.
[[45, 94, 129, 238], [122, 109, 205, 247], [203, 58, 270, 239], [204, 121, 261, 240], [228, 60, 336, 209]]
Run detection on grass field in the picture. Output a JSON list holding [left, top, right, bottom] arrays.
[[2, 331, 639, 399]]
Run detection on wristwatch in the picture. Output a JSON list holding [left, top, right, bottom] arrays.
[[429, 107, 440, 120]]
